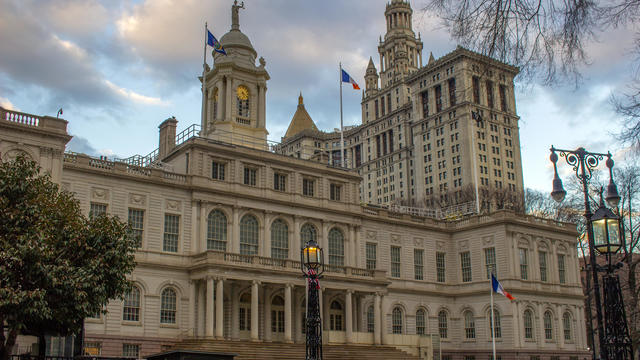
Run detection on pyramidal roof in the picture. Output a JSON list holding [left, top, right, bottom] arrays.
[[284, 93, 318, 138]]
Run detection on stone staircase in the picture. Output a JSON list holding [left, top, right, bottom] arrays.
[[173, 339, 420, 360]]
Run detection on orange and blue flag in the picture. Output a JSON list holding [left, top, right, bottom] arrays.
[[341, 69, 360, 90], [207, 30, 226, 55]]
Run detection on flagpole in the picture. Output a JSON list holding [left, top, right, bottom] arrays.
[[339, 63, 345, 168], [201, 22, 208, 133], [490, 276, 496, 360]]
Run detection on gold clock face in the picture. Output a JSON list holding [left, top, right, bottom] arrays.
[[237, 86, 249, 100]]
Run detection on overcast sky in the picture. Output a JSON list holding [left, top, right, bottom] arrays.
[[0, 0, 637, 192]]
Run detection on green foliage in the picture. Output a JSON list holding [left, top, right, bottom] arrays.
[[0, 155, 138, 345]]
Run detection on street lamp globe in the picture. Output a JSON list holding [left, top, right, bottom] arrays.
[[605, 157, 621, 208], [591, 205, 621, 255], [301, 239, 324, 273]]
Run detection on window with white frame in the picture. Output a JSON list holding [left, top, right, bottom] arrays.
[[484, 247, 496, 278], [270, 219, 288, 259], [414, 249, 424, 280], [558, 254, 566, 284], [519, 248, 528, 280], [563, 312, 572, 341], [212, 161, 225, 180], [160, 288, 177, 324], [488, 308, 501, 338], [464, 310, 475, 339], [122, 344, 139, 358], [460, 251, 472, 282], [163, 214, 179, 252], [128, 209, 144, 245], [391, 246, 401, 278], [539, 251, 547, 282], [524, 309, 534, 339], [416, 309, 426, 335], [89, 202, 107, 218], [438, 310, 448, 338], [392, 307, 403, 334], [366, 242, 377, 270], [239, 214, 259, 255], [274, 173, 286, 191], [436, 252, 446, 282], [366, 305, 375, 333], [207, 210, 227, 251], [544, 311, 554, 340], [123, 286, 140, 322], [328, 228, 345, 266]]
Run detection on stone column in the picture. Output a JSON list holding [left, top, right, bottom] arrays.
[[556, 304, 565, 348], [251, 280, 259, 341], [198, 281, 206, 336], [374, 293, 382, 345], [349, 225, 356, 267], [216, 278, 224, 338], [293, 216, 302, 257], [206, 277, 215, 337], [285, 284, 293, 342], [345, 290, 353, 343], [264, 286, 272, 341], [232, 206, 240, 253], [189, 280, 197, 336], [259, 84, 266, 129], [225, 76, 232, 123]]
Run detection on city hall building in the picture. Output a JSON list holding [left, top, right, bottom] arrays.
[[1, 1, 589, 359]]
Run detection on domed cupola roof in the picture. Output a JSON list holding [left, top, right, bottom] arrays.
[[214, 1, 257, 66]]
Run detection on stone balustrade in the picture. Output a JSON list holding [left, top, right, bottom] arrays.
[[1, 106, 69, 133]]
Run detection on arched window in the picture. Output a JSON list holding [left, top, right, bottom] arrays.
[[366, 306, 375, 333], [438, 310, 448, 339], [300, 223, 317, 245], [544, 311, 554, 340], [392, 307, 403, 334], [207, 210, 227, 251], [416, 309, 426, 335], [563, 312, 572, 341], [123, 286, 141, 321], [237, 85, 250, 118], [271, 219, 288, 259], [160, 288, 177, 324], [524, 309, 534, 339], [488, 308, 501, 338], [328, 228, 344, 266], [330, 300, 344, 331], [240, 214, 259, 255], [464, 310, 475, 339]]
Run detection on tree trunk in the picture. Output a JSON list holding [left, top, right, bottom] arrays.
[[1, 329, 18, 360], [37, 334, 45, 360]]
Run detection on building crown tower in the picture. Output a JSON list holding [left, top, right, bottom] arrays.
[[201, 0, 270, 150], [377, 0, 423, 88]]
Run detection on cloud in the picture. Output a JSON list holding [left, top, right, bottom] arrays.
[[104, 80, 168, 106], [0, 97, 19, 111], [66, 134, 98, 155]]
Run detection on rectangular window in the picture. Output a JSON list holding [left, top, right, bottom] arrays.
[[122, 344, 139, 359], [366, 243, 377, 270], [212, 161, 225, 180], [274, 173, 286, 192], [421, 91, 429, 117], [89, 202, 107, 218], [374, 99, 379, 118], [391, 246, 401, 278], [484, 247, 496, 279], [448, 77, 456, 106], [128, 209, 144, 245], [519, 248, 528, 280], [472, 76, 480, 103], [303, 178, 315, 197], [244, 167, 257, 186], [329, 183, 342, 201], [387, 94, 392, 113], [486, 80, 494, 108], [499, 84, 508, 111], [461, 251, 472, 282], [558, 254, 566, 284], [436, 252, 446, 282], [414, 249, 424, 280], [84, 342, 102, 356], [539, 251, 548, 282], [381, 95, 386, 116], [376, 135, 381, 158], [435, 84, 442, 112], [163, 214, 180, 252]]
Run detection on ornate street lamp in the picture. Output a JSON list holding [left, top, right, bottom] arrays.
[[301, 239, 325, 360], [549, 146, 631, 360]]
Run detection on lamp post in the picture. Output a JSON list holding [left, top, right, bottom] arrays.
[[549, 146, 631, 359], [301, 238, 325, 360]]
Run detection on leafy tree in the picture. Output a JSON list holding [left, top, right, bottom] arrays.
[[424, 0, 640, 149], [0, 156, 138, 360]]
